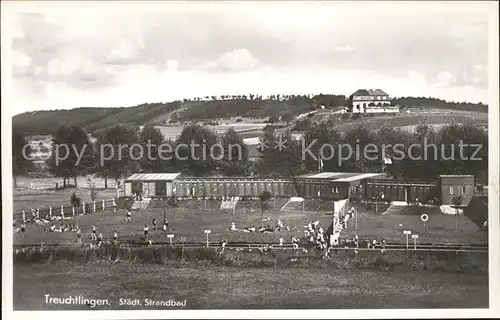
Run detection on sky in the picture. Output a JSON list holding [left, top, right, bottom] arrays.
[[5, 1, 493, 115]]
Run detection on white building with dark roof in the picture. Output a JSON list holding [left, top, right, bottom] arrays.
[[349, 89, 399, 114]]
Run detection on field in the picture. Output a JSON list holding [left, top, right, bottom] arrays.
[[13, 260, 488, 310], [343, 205, 488, 244], [13, 203, 334, 245], [153, 122, 269, 141], [148, 109, 489, 142], [13, 182, 118, 215], [331, 110, 488, 133], [11, 188, 489, 310], [12, 194, 487, 246]]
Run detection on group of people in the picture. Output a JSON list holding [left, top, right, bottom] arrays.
[[86, 224, 119, 248], [13, 219, 26, 237], [46, 222, 78, 233], [228, 218, 295, 234], [141, 217, 171, 242]]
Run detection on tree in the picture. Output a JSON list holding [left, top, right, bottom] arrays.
[[256, 129, 304, 177], [87, 176, 99, 202], [437, 123, 488, 184], [49, 124, 93, 187], [170, 113, 179, 122], [281, 112, 294, 125], [259, 191, 272, 228], [340, 125, 376, 172], [268, 116, 279, 124], [175, 124, 220, 176], [99, 124, 139, 185], [12, 131, 33, 188], [293, 119, 311, 131], [139, 126, 166, 173], [302, 122, 342, 173], [220, 128, 249, 176], [70, 192, 82, 207]]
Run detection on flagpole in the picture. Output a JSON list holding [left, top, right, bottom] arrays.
[[318, 148, 321, 173]]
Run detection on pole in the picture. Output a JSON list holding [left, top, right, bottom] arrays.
[[413, 237, 417, 250], [406, 234, 409, 250], [355, 207, 358, 230], [182, 238, 185, 260], [206, 233, 209, 248]]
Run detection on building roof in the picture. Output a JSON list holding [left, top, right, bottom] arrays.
[[125, 173, 181, 182], [351, 89, 389, 97], [299, 172, 383, 182], [334, 173, 385, 182]]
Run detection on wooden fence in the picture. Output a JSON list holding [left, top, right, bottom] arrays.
[[14, 199, 116, 222]]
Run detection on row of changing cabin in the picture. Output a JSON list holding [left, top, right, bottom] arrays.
[[123, 172, 477, 206]]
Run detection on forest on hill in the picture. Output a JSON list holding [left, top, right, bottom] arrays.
[[12, 94, 487, 136]]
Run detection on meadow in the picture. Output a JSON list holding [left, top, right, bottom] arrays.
[[12, 194, 487, 246], [331, 110, 488, 133], [343, 204, 488, 244], [11, 186, 489, 310], [12, 202, 334, 245], [13, 182, 118, 215]]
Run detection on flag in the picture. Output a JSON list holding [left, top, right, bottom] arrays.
[[318, 157, 324, 172], [383, 157, 392, 165]]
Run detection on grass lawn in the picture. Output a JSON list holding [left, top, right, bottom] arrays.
[[15, 176, 119, 190], [343, 205, 487, 244], [13, 187, 118, 216], [13, 261, 488, 310], [13, 205, 334, 245], [332, 111, 488, 133]]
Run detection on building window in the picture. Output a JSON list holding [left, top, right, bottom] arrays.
[[449, 186, 454, 195], [462, 186, 466, 194]]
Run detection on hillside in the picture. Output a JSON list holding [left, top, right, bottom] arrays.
[[12, 107, 124, 136], [12, 95, 487, 136], [393, 97, 488, 113], [175, 98, 317, 122], [13, 102, 181, 136]]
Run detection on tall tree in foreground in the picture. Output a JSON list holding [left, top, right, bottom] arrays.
[[99, 123, 139, 185], [175, 124, 220, 176], [139, 126, 166, 173], [12, 131, 33, 188], [49, 125, 93, 187], [220, 128, 249, 176], [257, 129, 304, 177], [302, 122, 342, 173]]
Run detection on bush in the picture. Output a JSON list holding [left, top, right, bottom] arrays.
[[13, 246, 487, 273], [116, 197, 134, 209]]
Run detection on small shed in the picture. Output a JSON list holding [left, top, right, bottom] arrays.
[[439, 175, 475, 206], [124, 173, 181, 198]]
